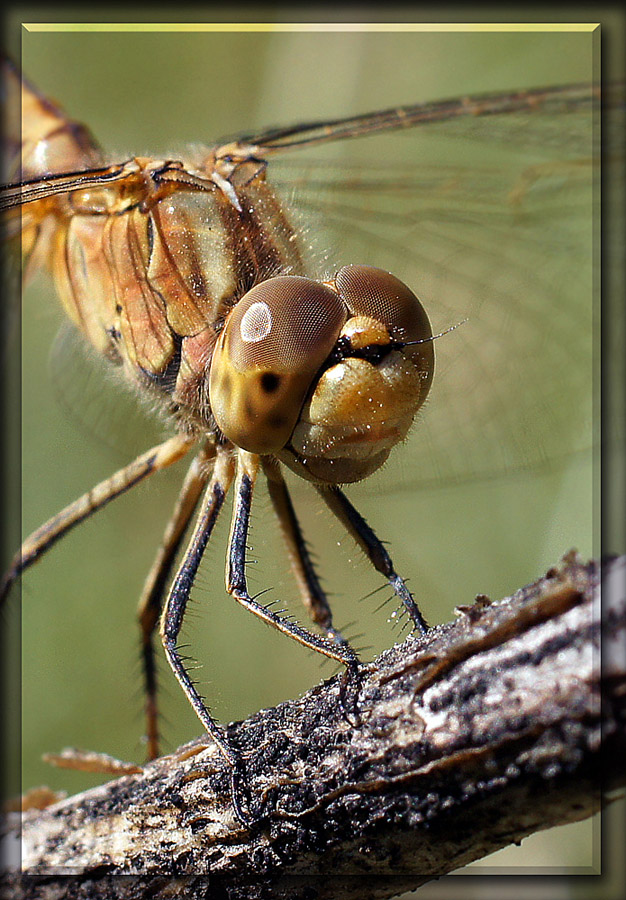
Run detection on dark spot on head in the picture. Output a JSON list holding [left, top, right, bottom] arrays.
[[245, 399, 255, 421], [260, 372, 281, 393], [115, 304, 123, 314], [221, 373, 231, 396]]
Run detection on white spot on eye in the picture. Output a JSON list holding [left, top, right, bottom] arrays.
[[240, 301, 272, 343]]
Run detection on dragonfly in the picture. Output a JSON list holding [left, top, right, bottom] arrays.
[[1, 57, 614, 823]]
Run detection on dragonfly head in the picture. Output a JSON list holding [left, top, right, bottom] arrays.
[[209, 265, 434, 484]]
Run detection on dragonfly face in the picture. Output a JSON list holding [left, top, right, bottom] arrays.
[[5, 30, 607, 832]]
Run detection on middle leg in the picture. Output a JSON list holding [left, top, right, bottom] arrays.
[[262, 457, 350, 649], [227, 451, 359, 669]]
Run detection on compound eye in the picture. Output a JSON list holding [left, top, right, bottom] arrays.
[[209, 275, 347, 454], [334, 263, 434, 393], [335, 264, 432, 347]]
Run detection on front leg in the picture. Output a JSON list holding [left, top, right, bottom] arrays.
[[159, 448, 252, 821], [228, 452, 361, 725], [317, 485, 429, 634]]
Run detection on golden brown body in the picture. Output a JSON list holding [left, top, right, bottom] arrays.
[[2, 58, 606, 822]]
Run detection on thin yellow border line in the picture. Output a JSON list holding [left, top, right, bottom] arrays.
[[24, 22, 599, 33]]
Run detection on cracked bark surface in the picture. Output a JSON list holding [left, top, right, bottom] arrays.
[[2, 553, 625, 899]]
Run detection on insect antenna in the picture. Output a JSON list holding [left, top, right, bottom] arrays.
[[399, 317, 468, 349]]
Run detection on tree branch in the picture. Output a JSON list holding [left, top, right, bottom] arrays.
[[3, 553, 625, 899]]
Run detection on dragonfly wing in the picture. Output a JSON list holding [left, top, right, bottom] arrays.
[[264, 97, 607, 490], [230, 83, 604, 155], [2, 55, 104, 187]]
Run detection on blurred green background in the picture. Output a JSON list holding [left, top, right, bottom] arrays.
[[3, 11, 622, 884]]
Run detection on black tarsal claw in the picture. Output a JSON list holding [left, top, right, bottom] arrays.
[[230, 757, 263, 829], [339, 661, 362, 728]]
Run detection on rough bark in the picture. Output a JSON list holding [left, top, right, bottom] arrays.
[[2, 553, 625, 900]]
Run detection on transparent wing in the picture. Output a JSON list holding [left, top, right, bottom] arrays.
[[235, 83, 603, 154], [9, 79, 623, 494], [260, 91, 619, 491]]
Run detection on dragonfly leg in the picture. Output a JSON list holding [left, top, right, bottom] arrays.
[[160, 448, 361, 824], [159, 449, 255, 821], [261, 457, 350, 648], [0, 433, 194, 607], [316, 485, 429, 634], [229, 452, 361, 728], [137, 445, 214, 760]]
